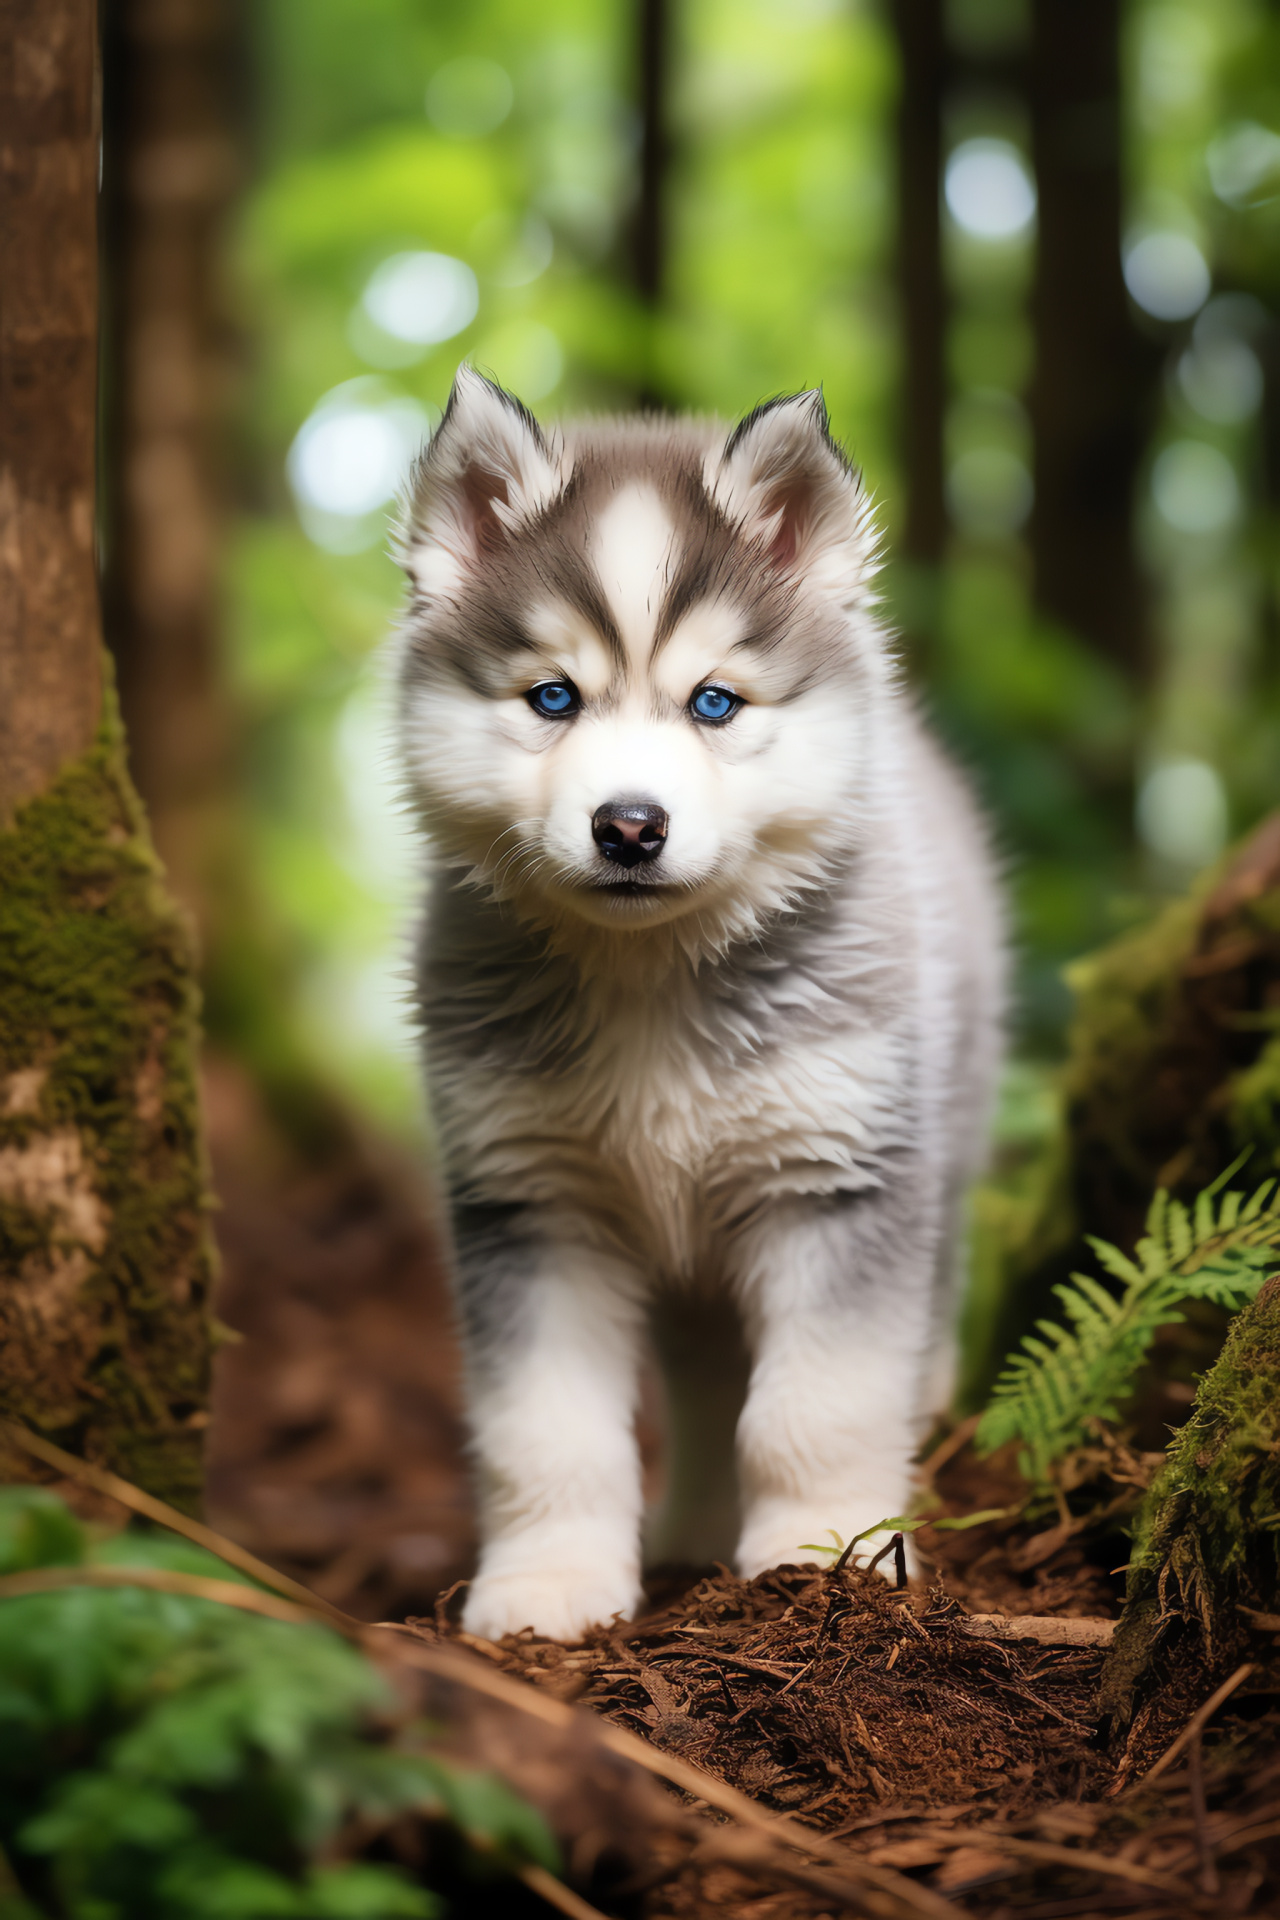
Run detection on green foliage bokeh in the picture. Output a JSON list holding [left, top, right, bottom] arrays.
[[223, 0, 1280, 1130], [0, 1489, 556, 1920]]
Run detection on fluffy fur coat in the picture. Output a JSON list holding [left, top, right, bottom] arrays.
[[395, 367, 1004, 1641]]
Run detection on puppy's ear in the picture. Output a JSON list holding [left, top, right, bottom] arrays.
[[708, 391, 876, 595], [400, 365, 566, 597]]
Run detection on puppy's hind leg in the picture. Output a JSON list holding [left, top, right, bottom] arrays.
[[732, 1192, 940, 1580], [645, 1292, 750, 1570]]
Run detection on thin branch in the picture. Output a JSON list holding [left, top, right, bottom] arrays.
[[915, 1415, 981, 1483], [520, 1864, 613, 1920], [961, 1834, 1190, 1897], [1187, 1730, 1219, 1897], [0, 1563, 324, 1626], [1138, 1664, 1255, 1787], [0, 1418, 355, 1630], [959, 1615, 1116, 1648]]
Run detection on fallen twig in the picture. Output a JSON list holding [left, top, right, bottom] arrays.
[[959, 1614, 1116, 1648], [1137, 1663, 1255, 1787], [944, 1833, 1192, 1897], [0, 1564, 321, 1625], [915, 1415, 982, 1483], [1187, 1729, 1219, 1897], [519, 1863, 612, 1920], [0, 1419, 353, 1629]]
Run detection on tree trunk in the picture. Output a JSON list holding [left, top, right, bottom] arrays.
[[0, 0, 215, 1512], [100, 0, 239, 934], [1101, 1272, 1280, 1738], [633, 0, 670, 409], [1027, 0, 1152, 676], [1060, 812, 1280, 1253], [978, 813, 1280, 1405], [0, 3, 102, 809], [890, 0, 947, 584]]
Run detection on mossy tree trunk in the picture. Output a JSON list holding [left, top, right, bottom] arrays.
[[981, 812, 1280, 1398], [966, 812, 1280, 1730], [1065, 814, 1280, 1241], [1102, 1273, 1280, 1730], [0, 0, 215, 1512]]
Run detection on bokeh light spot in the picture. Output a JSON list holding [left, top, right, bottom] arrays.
[[946, 447, 1033, 536], [1123, 231, 1210, 321], [1137, 759, 1228, 867], [360, 252, 479, 348], [287, 382, 433, 550], [1151, 440, 1239, 534], [1177, 338, 1262, 424], [1207, 120, 1280, 207], [944, 139, 1036, 241]]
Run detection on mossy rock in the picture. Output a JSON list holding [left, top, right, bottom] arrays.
[[0, 683, 215, 1512], [1102, 1272, 1280, 1728], [1063, 813, 1280, 1254], [982, 815, 1280, 1398]]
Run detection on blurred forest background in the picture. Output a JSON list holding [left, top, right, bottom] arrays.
[[97, 0, 1280, 1615]]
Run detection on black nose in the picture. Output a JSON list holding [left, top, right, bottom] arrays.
[[592, 802, 669, 868]]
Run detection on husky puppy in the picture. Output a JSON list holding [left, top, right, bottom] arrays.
[[396, 366, 1004, 1643]]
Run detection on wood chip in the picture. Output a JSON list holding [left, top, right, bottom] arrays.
[[960, 1613, 1116, 1647]]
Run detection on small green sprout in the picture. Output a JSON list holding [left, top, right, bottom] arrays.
[[800, 1507, 1009, 1563]]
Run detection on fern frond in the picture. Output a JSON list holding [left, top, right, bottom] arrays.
[[1087, 1238, 1146, 1289], [975, 1168, 1280, 1487], [1194, 1183, 1216, 1243], [1166, 1198, 1193, 1267], [1242, 1179, 1276, 1223]]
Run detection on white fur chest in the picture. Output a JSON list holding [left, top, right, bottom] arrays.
[[446, 974, 909, 1283]]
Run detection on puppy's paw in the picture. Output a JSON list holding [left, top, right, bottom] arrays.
[[462, 1566, 640, 1643]]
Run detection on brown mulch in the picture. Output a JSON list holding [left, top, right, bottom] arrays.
[[399, 1551, 1280, 1917], [414, 1560, 1109, 1832], [201, 1052, 475, 1620]]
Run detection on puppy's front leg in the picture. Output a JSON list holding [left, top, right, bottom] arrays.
[[455, 1218, 646, 1642], [733, 1193, 942, 1578]]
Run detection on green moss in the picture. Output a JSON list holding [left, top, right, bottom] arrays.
[[1059, 894, 1203, 1217], [1101, 1274, 1280, 1724], [977, 826, 1280, 1398], [1231, 1033, 1280, 1162], [0, 674, 214, 1512]]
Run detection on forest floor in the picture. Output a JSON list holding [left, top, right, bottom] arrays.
[[405, 1479, 1280, 1917], [201, 1054, 1280, 1917], [202, 1051, 475, 1620]]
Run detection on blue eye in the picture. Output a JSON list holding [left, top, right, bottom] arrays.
[[691, 685, 741, 724], [527, 681, 579, 718]]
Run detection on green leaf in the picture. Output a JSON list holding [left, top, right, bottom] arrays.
[[423, 1760, 559, 1871], [0, 1488, 85, 1575], [0, 1495, 553, 1917], [847, 1515, 925, 1545], [305, 1865, 439, 1919], [976, 1169, 1280, 1487], [797, 1530, 846, 1557], [931, 1508, 1012, 1531]]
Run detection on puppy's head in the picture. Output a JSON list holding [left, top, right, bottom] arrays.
[[397, 367, 888, 946]]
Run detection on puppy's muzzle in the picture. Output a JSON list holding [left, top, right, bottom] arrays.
[[592, 802, 668, 870]]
